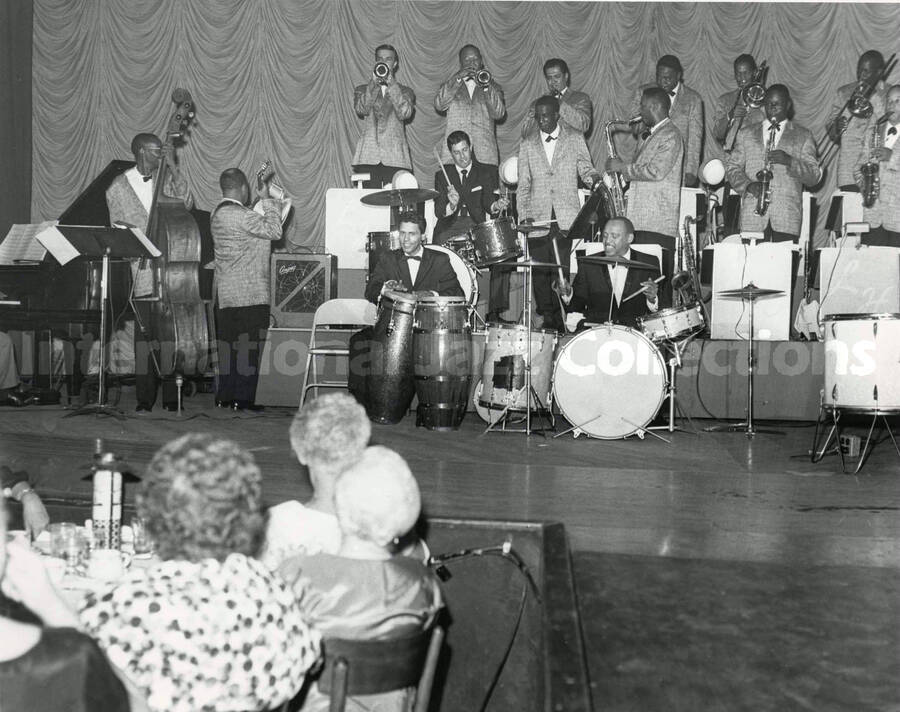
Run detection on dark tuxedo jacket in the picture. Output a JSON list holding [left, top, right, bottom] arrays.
[[433, 160, 498, 242], [568, 250, 667, 328], [364, 247, 464, 303]]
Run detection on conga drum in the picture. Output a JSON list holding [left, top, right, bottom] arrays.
[[413, 295, 472, 430], [365, 290, 417, 424]]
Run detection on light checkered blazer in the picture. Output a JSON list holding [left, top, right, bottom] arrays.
[[521, 89, 593, 137], [434, 77, 506, 165], [711, 88, 765, 151], [623, 119, 684, 237], [631, 82, 703, 181], [855, 118, 900, 232], [517, 123, 597, 231], [352, 80, 415, 170], [725, 120, 821, 235], [827, 82, 887, 188]]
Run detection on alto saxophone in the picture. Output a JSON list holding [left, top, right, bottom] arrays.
[[755, 124, 777, 216], [860, 113, 891, 208], [602, 116, 641, 215], [672, 216, 702, 306]]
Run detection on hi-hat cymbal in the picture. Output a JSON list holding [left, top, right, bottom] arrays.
[[360, 188, 439, 206], [717, 282, 784, 300], [577, 254, 655, 270], [515, 221, 566, 235], [493, 259, 565, 270]]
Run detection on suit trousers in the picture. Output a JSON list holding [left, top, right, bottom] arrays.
[[762, 223, 797, 243], [132, 301, 176, 408], [528, 228, 570, 319], [215, 304, 270, 406], [352, 163, 408, 189], [863, 225, 900, 247]]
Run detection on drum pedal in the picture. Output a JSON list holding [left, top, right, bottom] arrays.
[[839, 434, 861, 458]]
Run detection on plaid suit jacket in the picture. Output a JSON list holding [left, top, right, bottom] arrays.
[[623, 119, 684, 237], [725, 120, 821, 235], [364, 248, 464, 303], [827, 81, 887, 188], [211, 199, 283, 308], [631, 83, 704, 180], [521, 89, 593, 137], [517, 124, 597, 231], [855, 119, 900, 232], [352, 80, 415, 169], [711, 88, 765, 149], [434, 78, 506, 166], [105, 169, 191, 297]]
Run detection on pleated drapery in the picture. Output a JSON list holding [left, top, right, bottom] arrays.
[[31, 1, 900, 248]]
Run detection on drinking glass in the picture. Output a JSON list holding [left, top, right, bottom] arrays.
[[130, 516, 154, 557]]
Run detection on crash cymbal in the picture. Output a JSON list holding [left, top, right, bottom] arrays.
[[493, 259, 565, 270], [717, 282, 784, 300], [360, 188, 439, 206], [515, 221, 565, 235], [576, 254, 655, 269]]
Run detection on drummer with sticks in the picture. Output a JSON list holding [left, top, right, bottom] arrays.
[[433, 131, 511, 321], [554, 216, 667, 330]]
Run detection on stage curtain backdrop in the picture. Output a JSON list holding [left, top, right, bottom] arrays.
[[32, 0, 900, 249]]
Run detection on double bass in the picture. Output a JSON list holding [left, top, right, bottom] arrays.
[[144, 89, 209, 378]]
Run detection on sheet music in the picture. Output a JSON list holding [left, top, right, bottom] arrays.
[[0, 222, 54, 265], [35, 225, 80, 265]]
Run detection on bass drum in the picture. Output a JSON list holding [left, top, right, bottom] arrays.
[[426, 244, 478, 307], [553, 325, 667, 439], [823, 313, 900, 412]]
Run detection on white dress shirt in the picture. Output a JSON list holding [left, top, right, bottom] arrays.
[[884, 122, 899, 150], [761, 118, 785, 149], [464, 77, 476, 98], [405, 247, 424, 284], [540, 126, 560, 164], [125, 166, 153, 213]]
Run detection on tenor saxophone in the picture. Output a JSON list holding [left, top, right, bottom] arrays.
[[860, 113, 891, 208], [602, 116, 641, 215], [755, 125, 776, 216]]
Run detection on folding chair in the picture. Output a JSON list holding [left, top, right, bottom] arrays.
[[299, 299, 376, 407], [318, 626, 445, 712]]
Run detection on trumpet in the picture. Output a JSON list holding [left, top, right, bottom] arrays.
[[373, 61, 391, 84], [463, 68, 492, 87], [726, 61, 768, 152], [818, 52, 896, 169]]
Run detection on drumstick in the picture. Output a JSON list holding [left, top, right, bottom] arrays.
[[434, 147, 454, 193], [621, 275, 666, 304]]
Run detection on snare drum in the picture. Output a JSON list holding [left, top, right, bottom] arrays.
[[479, 324, 557, 412], [823, 313, 900, 412], [553, 325, 667, 439], [366, 231, 400, 274], [470, 217, 521, 266], [413, 296, 472, 430], [425, 244, 479, 308], [443, 234, 478, 264], [365, 290, 417, 424], [638, 303, 705, 342]]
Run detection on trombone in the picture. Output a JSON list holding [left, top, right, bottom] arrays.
[[725, 61, 768, 152], [818, 52, 897, 170]]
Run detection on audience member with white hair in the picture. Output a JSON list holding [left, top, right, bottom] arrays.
[[260, 393, 372, 568], [279, 445, 443, 712]]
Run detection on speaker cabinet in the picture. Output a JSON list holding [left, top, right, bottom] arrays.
[[269, 253, 337, 328]]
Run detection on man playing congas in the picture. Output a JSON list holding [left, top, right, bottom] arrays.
[[554, 216, 667, 330]]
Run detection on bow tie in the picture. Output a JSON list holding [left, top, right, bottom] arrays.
[[545, 134, 558, 143], [768, 121, 782, 132], [888, 126, 898, 136], [668, 90, 676, 97], [406, 255, 422, 262], [142, 175, 152, 182]]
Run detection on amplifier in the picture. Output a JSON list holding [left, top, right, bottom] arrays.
[[269, 253, 337, 328]]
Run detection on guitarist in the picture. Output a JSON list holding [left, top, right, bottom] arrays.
[[106, 133, 192, 413]]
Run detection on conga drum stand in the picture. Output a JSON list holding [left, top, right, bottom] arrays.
[[704, 283, 783, 438]]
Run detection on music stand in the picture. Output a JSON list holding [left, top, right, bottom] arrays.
[[36, 224, 159, 418], [705, 282, 784, 437]]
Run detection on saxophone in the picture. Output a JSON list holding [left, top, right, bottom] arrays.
[[672, 216, 702, 306], [860, 113, 891, 208], [755, 124, 777, 216], [602, 116, 641, 215]]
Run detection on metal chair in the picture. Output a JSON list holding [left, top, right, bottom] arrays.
[[299, 299, 376, 406], [318, 625, 445, 712]]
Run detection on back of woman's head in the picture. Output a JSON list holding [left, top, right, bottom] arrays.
[[138, 433, 264, 562], [334, 446, 421, 548], [289, 394, 371, 475]]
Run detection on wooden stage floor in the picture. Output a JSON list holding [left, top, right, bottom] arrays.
[[1, 392, 898, 710]]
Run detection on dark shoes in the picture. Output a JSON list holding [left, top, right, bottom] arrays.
[[486, 311, 516, 325], [0, 392, 25, 407], [135, 403, 152, 413], [232, 401, 264, 412]]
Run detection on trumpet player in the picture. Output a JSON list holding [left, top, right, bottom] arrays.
[[351, 44, 416, 189], [725, 85, 821, 242], [825, 51, 887, 191], [434, 44, 506, 170], [520, 58, 593, 138], [853, 85, 900, 247], [712, 54, 766, 150]]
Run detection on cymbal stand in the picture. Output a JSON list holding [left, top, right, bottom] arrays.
[[650, 334, 699, 434], [705, 290, 782, 437], [484, 237, 553, 437], [66, 249, 125, 419]]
